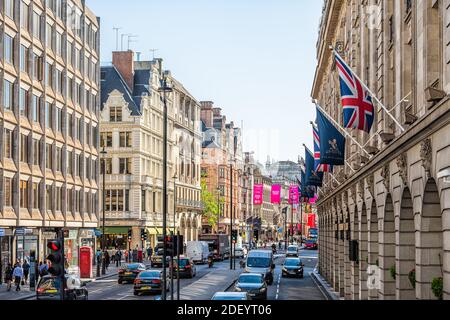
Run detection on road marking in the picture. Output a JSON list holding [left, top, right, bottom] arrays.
[[275, 274, 281, 300]]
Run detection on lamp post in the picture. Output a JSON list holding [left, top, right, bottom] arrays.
[[100, 147, 107, 276], [172, 172, 177, 300], [216, 186, 221, 234], [158, 72, 172, 300]]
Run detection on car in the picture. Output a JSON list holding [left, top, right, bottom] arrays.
[[118, 263, 147, 284], [133, 270, 171, 296], [36, 275, 88, 300], [172, 257, 197, 278], [244, 250, 276, 285], [282, 257, 304, 278], [286, 245, 299, 257], [304, 239, 318, 250], [211, 292, 250, 300], [233, 247, 244, 258], [234, 273, 267, 300]]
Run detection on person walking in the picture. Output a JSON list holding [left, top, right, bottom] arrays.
[[22, 260, 30, 285], [4, 263, 13, 291], [104, 251, 110, 271], [12, 263, 24, 291], [146, 246, 153, 261]]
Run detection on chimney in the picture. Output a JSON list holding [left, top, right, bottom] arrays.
[[112, 50, 135, 91], [200, 101, 214, 128]]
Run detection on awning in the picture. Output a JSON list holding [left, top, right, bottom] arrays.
[[146, 227, 173, 235], [99, 227, 130, 235]]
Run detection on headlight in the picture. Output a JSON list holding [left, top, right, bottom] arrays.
[[259, 287, 267, 292], [235, 286, 242, 292], [282, 267, 287, 272]]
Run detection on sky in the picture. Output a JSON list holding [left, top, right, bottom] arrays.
[[87, 0, 324, 165]]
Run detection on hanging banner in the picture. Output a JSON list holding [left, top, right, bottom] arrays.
[[253, 184, 263, 205], [288, 186, 299, 204], [270, 185, 281, 204], [308, 214, 316, 228]]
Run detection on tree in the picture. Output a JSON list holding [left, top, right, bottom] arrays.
[[200, 177, 223, 229]]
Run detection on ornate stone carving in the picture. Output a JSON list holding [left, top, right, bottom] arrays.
[[349, 185, 356, 204], [358, 180, 365, 199], [367, 174, 374, 198], [380, 164, 390, 191], [420, 138, 432, 178], [396, 153, 408, 185]]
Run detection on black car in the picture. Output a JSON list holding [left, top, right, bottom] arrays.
[[172, 258, 197, 279], [118, 263, 147, 284], [282, 257, 304, 278], [133, 270, 170, 295], [36, 275, 88, 300], [234, 273, 267, 300]]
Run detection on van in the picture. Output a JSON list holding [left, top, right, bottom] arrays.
[[186, 241, 210, 264], [244, 250, 275, 285]]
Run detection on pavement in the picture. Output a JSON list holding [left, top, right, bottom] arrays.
[[310, 267, 343, 300]]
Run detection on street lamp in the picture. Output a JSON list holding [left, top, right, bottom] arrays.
[[172, 171, 178, 300], [100, 147, 107, 276], [216, 186, 221, 234], [158, 71, 173, 301]]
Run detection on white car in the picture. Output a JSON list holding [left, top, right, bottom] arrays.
[[233, 247, 244, 258], [286, 245, 299, 257]]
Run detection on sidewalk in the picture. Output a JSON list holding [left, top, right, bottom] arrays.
[[310, 268, 343, 300]]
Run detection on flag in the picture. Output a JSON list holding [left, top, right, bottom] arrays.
[[316, 107, 346, 165], [305, 147, 323, 187], [300, 169, 315, 202], [334, 52, 374, 133], [270, 185, 281, 204], [313, 124, 333, 173]]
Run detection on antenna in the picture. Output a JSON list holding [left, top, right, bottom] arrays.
[[127, 35, 138, 51], [120, 33, 132, 51], [149, 49, 159, 60], [113, 26, 122, 51]]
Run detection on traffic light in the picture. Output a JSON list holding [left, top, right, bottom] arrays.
[[253, 229, 259, 241], [165, 235, 174, 256], [231, 230, 238, 243], [128, 229, 132, 241], [173, 235, 184, 255], [47, 240, 64, 277], [141, 229, 147, 241]]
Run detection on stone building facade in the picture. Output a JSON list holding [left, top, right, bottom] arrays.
[[100, 51, 202, 251], [313, 0, 450, 300], [0, 0, 100, 274]]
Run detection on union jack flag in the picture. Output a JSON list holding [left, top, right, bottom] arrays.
[[335, 52, 374, 133], [313, 124, 333, 173]]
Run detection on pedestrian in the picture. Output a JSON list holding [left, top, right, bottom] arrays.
[[22, 260, 30, 285], [104, 251, 110, 271], [146, 246, 153, 261], [39, 261, 49, 277], [12, 263, 24, 291], [4, 263, 13, 291], [124, 250, 128, 263], [115, 250, 120, 267]]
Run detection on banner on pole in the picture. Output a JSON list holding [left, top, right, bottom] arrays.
[[270, 185, 281, 204], [253, 184, 263, 205], [288, 186, 299, 204]]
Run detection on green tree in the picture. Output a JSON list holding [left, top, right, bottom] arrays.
[[200, 178, 223, 229]]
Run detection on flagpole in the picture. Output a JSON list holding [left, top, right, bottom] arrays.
[[330, 46, 406, 133], [314, 102, 372, 159]]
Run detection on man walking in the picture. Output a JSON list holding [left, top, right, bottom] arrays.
[[12, 263, 24, 291], [22, 260, 30, 285]]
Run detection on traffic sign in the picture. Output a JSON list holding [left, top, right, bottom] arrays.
[[0, 229, 5, 236]]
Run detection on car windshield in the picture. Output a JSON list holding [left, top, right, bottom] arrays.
[[239, 275, 263, 284], [176, 259, 189, 267], [288, 247, 297, 251], [127, 264, 141, 270], [285, 259, 301, 266], [306, 240, 316, 244], [213, 295, 246, 300], [246, 257, 270, 268], [139, 271, 160, 278]]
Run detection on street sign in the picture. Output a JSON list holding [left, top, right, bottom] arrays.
[[0, 229, 5, 236], [15, 228, 25, 236]]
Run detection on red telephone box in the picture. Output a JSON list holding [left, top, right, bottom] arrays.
[[79, 246, 93, 279]]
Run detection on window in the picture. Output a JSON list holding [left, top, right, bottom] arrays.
[[55, 187, 62, 211], [110, 107, 122, 122], [67, 188, 73, 213], [46, 23, 53, 49], [45, 102, 53, 128], [32, 95, 40, 122], [46, 185, 52, 211], [46, 143, 53, 170], [4, 178, 13, 207], [77, 117, 83, 141], [67, 77, 73, 100], [75, 48, 80, 71], [33, 139, 40, 166], [55, 147, 62, 172], [101, 158, 112, 174], [119, 132, 132, 148], [5, 0, 14, 18], [67, 42, 73, 65], [78, 154, 83, 179], [20, 134, 28, 163], [33, 53, 43, 80], [45, 62, 53, 88], [20, 180, 29, 208], [67, 113, 73, 137], [67, 151, 73, 176], [3, 80, 14, 111], [119, 158, 132, 174], [4, 34, 14, 64], [20, 45, 29, 72], [55, 32, 62, 56], [19, 88, 29, 117], [32, 183, 39, 209], [33, 12, 41, 39], [101, 132, 112, 147], [20, 1, 29, 30], [117, 190, 124, 211], [125, 190, 130, 211], [4, 129, 13, 159], [55, 69, 63, 94], [55, 107, 62, 133]]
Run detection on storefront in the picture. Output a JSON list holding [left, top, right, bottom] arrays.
[[97, 227, 131, 250], [15, 228, 40, 265], [0, 228, 13, 283]]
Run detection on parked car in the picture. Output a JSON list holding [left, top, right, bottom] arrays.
[[186, 241, 210, 264], [36, 275, 88, 300], [244, 250, 275, 285], [304, 239, 318, 250], [234, 273, 267, 300], [233, 247, 244, 258], [133, 270, 170, 296], [211, 292, 250, 300], [118, 263, 147, 284], [286, 245, 299, 257], [282, 257, 304, 278], [172, 257, 197, 278]]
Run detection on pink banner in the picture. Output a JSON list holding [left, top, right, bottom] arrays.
[[253, 184, 263, 205], [288, 186, 299, 204], [309, 195, 318, 204], [270, 185, 281, 204]]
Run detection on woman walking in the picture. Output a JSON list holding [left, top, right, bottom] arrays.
[[4, 263, 13, 291]]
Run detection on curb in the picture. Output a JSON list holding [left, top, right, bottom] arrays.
[[310, 270, 341, 301]]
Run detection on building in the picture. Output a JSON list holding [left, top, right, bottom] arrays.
[[313, 0, 450, 300], [100, 50, 202, 251], [0, 0, 100, 274], [200, 102, 242, 235]]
